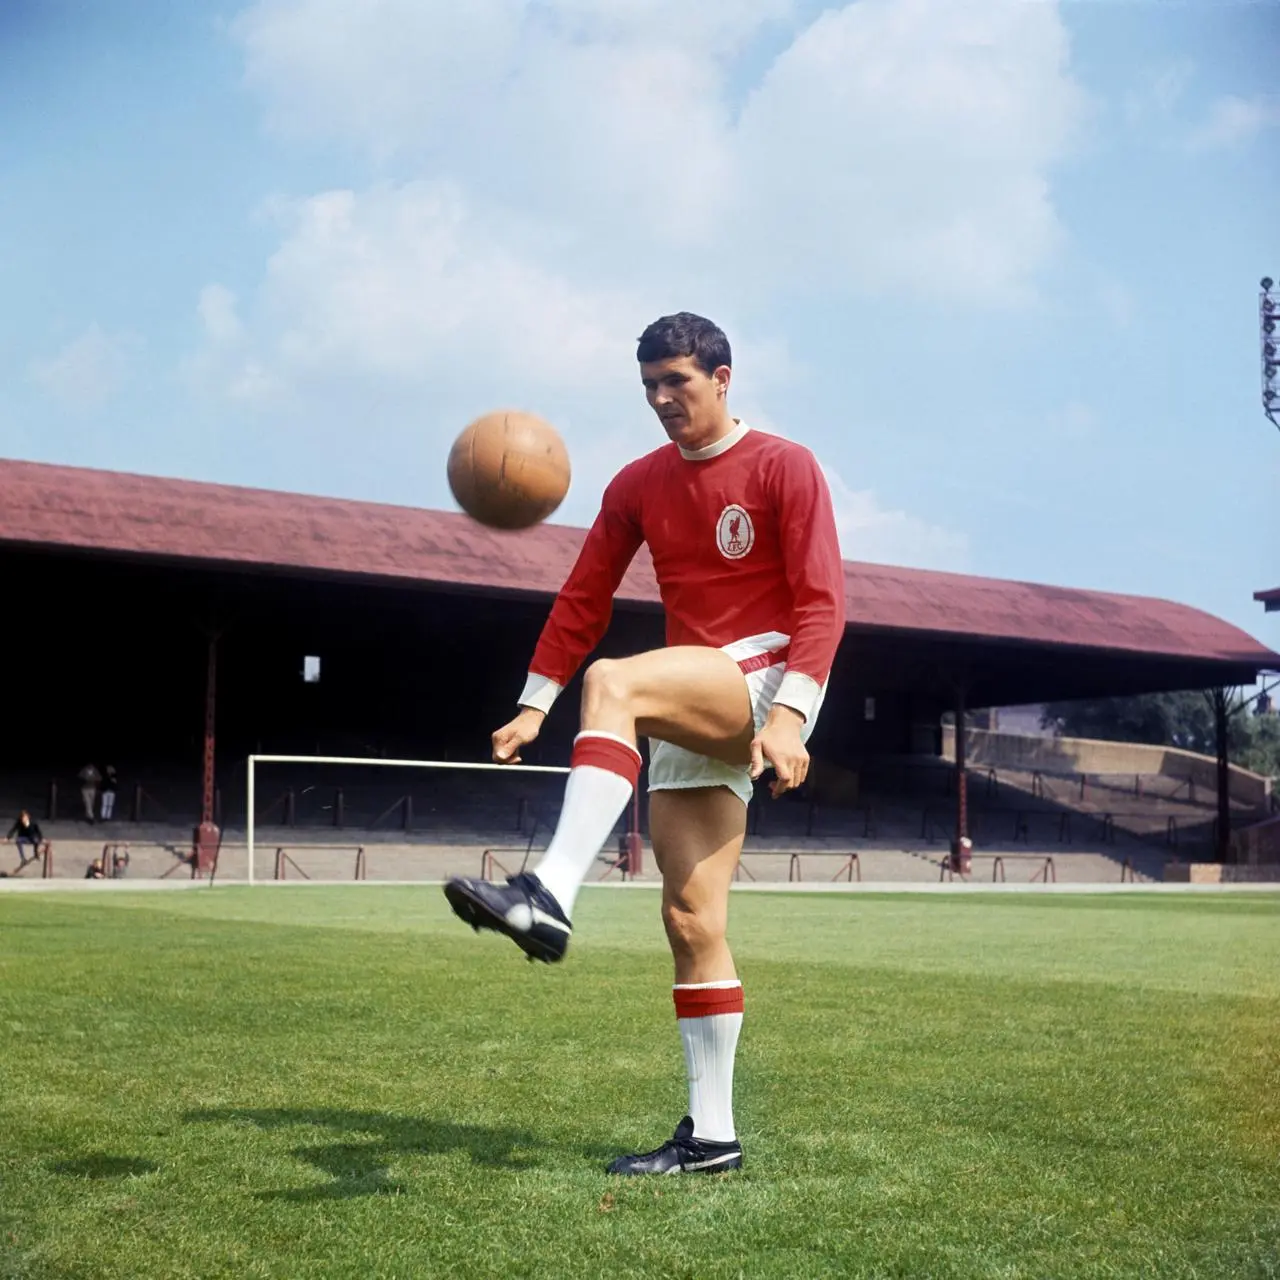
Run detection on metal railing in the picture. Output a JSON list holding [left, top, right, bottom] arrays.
[[271, 844, 368, 881]]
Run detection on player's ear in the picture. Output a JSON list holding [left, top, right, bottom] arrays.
[[714, 365, 731, 399]]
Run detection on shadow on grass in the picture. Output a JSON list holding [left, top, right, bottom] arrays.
[[185, 1108, 612, 1201], [48, 1154, 159, 1179]]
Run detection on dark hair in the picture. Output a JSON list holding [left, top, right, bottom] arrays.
[[636, 312, 731, 376]]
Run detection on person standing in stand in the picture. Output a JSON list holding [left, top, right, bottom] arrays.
[[100, 765, 119, 822], [78, 762, 101, 824]]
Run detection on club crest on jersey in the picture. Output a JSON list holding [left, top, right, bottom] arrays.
[[716, 504, 755, 560]]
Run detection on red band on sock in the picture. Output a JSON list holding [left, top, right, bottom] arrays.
[[673, 984, 744, 1019], [571, 733, 643, 788]]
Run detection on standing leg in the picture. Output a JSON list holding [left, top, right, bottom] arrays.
[[606, 785, 748, 1175], [653, 787, 744, 985], [656, 787, 746, 1141]]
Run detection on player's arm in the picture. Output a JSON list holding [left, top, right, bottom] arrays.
[[517, 476, 644, 713], [772, 445, 846, 717], [493, 473, 644, 763], [751, 446, 847, 792]]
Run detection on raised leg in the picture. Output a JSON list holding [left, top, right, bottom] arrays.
[[444, 646, 753, 963], [578, 646, 754, 761], [531, 648, 752, 913]]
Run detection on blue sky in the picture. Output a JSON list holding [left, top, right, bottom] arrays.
[[1, 0, 1276, 646]]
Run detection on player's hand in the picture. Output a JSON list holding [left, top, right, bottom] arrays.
[[492, 707, 545, 765], [749, 705, 809, 799]]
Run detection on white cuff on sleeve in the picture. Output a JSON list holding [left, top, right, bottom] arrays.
[[773, 671, 823, 723], [517, 673, 563, 715]]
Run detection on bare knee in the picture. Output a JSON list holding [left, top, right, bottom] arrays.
[[582, 658, 633, 711], [662, 897, 727, 962]]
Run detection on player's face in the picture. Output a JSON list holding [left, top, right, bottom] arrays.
[[640, 355, 732, 449]]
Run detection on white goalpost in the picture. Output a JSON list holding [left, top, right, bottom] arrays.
[[245, 753, 570, 884]]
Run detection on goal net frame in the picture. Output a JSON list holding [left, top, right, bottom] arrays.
[[245, 753, 570, 884]]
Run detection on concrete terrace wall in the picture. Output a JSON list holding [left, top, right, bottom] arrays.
[[941, 727, 1272, 808], [1232, 815, 1280, 865], [1163, 862, 1280, 883]]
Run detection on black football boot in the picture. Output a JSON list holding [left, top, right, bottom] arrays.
[[606, 1117, 743, 1176], [443, 871, 572, 964]]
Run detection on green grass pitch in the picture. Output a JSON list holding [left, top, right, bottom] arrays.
[[1, 887, 1278, 1279]]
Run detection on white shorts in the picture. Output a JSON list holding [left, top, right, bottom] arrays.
[[647, 631, 826, 807]]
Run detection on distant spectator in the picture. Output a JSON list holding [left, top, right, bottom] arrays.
[[100, 766, 119, 821], [7, 811, 44, 865], [84, 857, 105, 880], [78, 763, 102, 823], [110, 847, 129, 879]]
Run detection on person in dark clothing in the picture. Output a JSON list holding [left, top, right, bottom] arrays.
[[84, 858, 105, 880], [7, 811, 44, 865]]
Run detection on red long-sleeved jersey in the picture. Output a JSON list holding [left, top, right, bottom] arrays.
[[520, 423, 846, 722]]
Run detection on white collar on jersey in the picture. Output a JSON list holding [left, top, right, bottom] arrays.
[[677, 418, 750, 461]]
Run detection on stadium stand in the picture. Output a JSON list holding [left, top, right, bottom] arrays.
[[0, 457, 1275, 883]]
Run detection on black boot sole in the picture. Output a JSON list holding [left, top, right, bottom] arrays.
[[442, 880, 568, 965], [607, 1150, 744, 1176]]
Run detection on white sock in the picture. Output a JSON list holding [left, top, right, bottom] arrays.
[[674, 981, 744, 1143], [530, 732, 640, 920]]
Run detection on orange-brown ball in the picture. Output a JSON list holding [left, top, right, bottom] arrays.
[[446, 410, 571, 530]]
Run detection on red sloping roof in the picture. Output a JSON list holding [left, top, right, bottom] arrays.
[[0, 457, 655, 599], [1, 457, 1275, 669], [848, 562, 1272, 664]]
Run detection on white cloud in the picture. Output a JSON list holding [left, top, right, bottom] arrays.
[[184, 182, 639, 410], [30, 325, 140, 410], [1123, 62, 1193, 127], [198, 284, 243, 346], [233, 0, 778, 249], [184, 176, 805, 469], [230, 0, 1085, 305], [823, 465, 970, 573], [1188, 94, 1280, 152], [235, 0, 524, 160], [183, 284, 282, 404], [251, 182, 643, 390], [234, 0, 791, 152], [733, 0, 1084, 303], [528, 0, 795, 47]]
